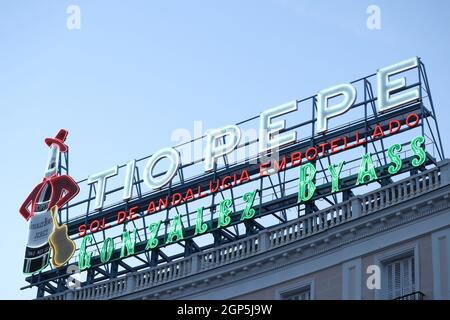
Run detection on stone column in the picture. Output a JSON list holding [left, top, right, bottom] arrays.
[[439, 159, 450, 186], [258, 230, 271, 252], [126, 273, 137, 294], [65, 290, 74, 300], [351, 197, 362, 218], [191, 253, 201, 273]]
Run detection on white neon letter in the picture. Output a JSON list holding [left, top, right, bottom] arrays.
[[377, 57, 419, 113], [143, 148, 180, 190], [122, 160, 136, 201], [317, 83, 357, 133], [88, 166, 118, 210], [205, 125, 241, 172], [259, 101, 297, 153]]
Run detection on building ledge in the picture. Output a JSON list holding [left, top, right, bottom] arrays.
[[41, 160, 450, 300]]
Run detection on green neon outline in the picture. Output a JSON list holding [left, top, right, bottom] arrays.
[[78, 234, 93, 271], [328, 161, 345, 193], [298, 163, 317, 203], [100, 237, 115, 263], [195, 208, 208, 235], [218, 199, 233, 228], [145, 220, 161, 250], [23, 255, 50, 275], [411, 135, 426, 167], [356, 153, 377, 185], [165, 214, 184, 244], [240, 189, 258, 221], [120, 229, 137, 258], [388, 143, 403, 175]]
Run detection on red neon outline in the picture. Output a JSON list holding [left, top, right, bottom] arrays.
[[19, 129, 80, 221]]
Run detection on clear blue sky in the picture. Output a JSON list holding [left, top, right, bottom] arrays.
[[1, 0, 449, 299]]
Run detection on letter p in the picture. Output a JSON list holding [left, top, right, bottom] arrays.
[[317, 83, 357, 133]]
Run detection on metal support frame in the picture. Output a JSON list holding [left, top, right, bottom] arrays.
[[23, 61, 445, 298]]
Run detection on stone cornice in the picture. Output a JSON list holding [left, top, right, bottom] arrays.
[[124, 184, 450, 300], [41, 161, 450, 300]]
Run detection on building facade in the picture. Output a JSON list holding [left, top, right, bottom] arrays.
[[43, 160, 450, 300]]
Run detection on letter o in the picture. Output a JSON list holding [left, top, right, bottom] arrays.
[[89, 220, 100, 233], [100, 237, 115, 263], [144, 148, 180, 190], [306, 147, 318, 161], [406, 113, 420, 128]]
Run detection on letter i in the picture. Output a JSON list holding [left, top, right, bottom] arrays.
[[123, 160, 136, 201]]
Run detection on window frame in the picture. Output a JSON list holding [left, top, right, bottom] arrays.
[[374, 242, 420, 300], [276, 279, 315, 300]]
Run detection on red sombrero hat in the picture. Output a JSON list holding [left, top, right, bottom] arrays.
[[45, 129, 69, 152]]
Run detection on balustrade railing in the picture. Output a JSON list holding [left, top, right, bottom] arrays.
[[361, 167, 440, 215], [41, 163, 447, 300]]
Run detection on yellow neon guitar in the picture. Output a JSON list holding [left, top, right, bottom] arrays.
[[49, 206, 76, 267]]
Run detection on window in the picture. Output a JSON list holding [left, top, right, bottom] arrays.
[[281, 286, 311, 300], [385, 255, 415, 299], [278, 280, 315, 300]]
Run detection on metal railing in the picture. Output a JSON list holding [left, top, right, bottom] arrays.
[[270, 201, 352, 248], [361, 167, 440, 215], [394, 291, 425, 300]]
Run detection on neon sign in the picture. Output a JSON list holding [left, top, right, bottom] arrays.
[[86, 57, 420, 211], [20, 129, 80, 274], [77, 134, 426, 270], [20, 57, 428, 275]]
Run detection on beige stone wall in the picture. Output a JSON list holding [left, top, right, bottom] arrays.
[[233, 264, 342, 300], [233, 233, 435, 300], [361, 235, 434, 300], [418, 235, 434, 299]]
